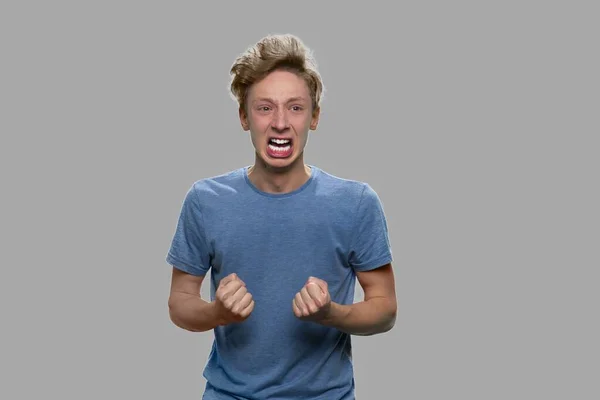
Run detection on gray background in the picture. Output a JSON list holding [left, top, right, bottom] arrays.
[[2, 1, 598, 399]]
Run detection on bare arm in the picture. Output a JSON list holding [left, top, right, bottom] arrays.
[[167, 267, 220, 332], [322, 263, 397, 336], [168, 268, 255, 332]]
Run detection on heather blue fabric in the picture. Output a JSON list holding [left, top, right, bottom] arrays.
[[166, 165, 393, 400]]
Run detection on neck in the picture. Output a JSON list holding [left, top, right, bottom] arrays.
[[247, 155, 312, 194]]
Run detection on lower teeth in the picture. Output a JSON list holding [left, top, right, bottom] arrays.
[[269, 145, 290, 152]]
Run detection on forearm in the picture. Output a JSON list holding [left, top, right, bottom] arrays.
[[168, 293, 222, 332], [322, 297, 397, 336]]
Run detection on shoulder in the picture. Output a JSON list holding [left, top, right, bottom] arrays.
[[187, 167, 246, 202], [313, 166, 378, 203], [312, 167, 389, 224]]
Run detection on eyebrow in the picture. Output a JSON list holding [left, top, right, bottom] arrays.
[[253, 97, 307, 104]]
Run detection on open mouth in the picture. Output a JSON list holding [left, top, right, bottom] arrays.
[[267, 138, 293, 158]]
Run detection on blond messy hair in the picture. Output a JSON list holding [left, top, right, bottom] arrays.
[[229, 34, 324, 113]]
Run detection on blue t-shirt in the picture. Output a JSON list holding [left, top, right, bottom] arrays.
[[166, 165, 393, 400]]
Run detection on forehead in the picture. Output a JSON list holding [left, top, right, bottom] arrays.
[[249, 70, 310, 102]]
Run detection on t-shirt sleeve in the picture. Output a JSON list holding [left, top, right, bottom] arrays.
[[166, 183, 211, 276], [348, 184, 393, 272]]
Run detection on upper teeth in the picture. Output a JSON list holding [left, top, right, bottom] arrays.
[[271, 139, 290, 144]]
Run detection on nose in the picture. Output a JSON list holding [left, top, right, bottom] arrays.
[[271, 108, 289, 132]]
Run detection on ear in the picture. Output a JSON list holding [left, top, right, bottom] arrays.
[[239, 106, 250, 131], [310, 106, 321, 130]]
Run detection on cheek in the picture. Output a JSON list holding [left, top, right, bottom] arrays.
[[249, 133, 258, 146], [291, 114, 313, 130], [249, 131, 263, 148], [248, 114, 270, 131]]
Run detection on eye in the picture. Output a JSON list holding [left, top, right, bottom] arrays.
[[258, 106, 271, 112], [291, 105, 303, 111]]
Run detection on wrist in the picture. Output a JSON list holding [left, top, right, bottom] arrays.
[[208, 301, 227, 326], [321, 302, 349, 327]]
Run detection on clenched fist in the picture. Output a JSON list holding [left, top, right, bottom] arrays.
[[292, 276, 331, 322], [214, 273, 255, 325]]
